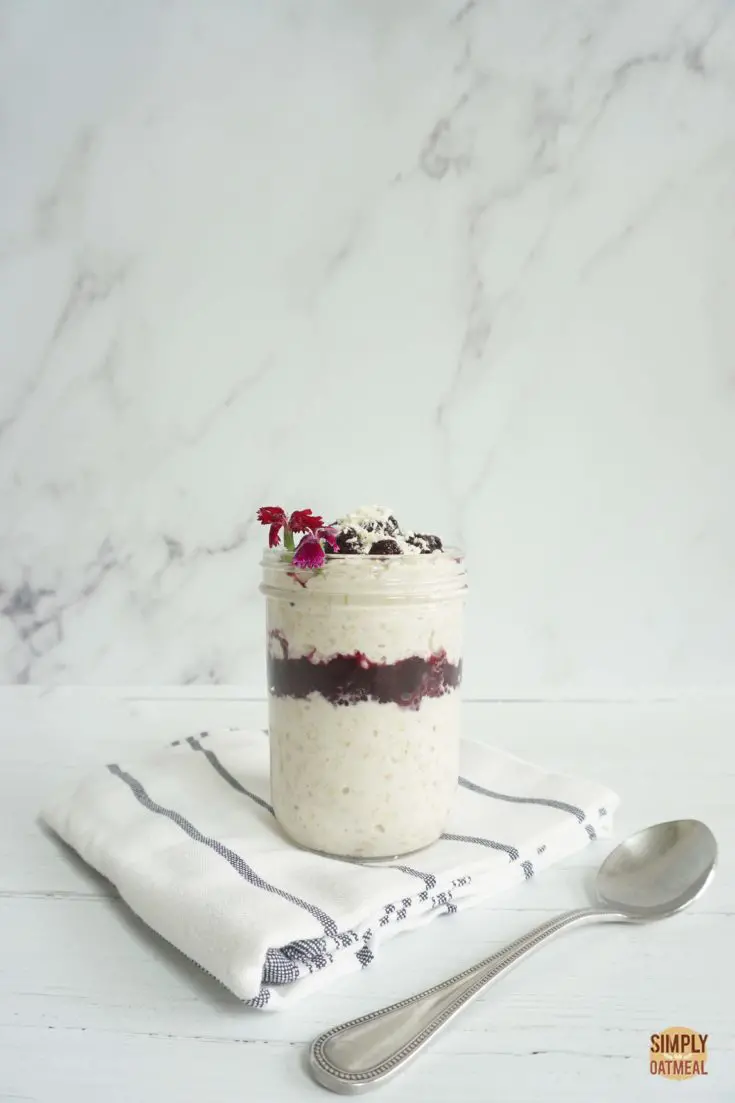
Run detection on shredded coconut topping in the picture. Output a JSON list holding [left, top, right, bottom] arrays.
[[330, 505, 444, 557]]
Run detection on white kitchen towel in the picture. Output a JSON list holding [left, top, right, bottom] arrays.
[[42, 729, 619, 1009]]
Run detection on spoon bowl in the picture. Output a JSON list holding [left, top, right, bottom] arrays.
[[596, 818, 717, 919]]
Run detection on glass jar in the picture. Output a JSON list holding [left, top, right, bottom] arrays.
[[260, 550, 467, 859]]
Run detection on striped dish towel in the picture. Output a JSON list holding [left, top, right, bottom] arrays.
[[42, 729, 619, 1010]]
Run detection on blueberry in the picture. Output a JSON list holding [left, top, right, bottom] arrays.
[[369, 539, 402, 555], [408, 533, 443, 554], [335, 528, 361, 555]]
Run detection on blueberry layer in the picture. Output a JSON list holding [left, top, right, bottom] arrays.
[[267, 636, 461, 709]]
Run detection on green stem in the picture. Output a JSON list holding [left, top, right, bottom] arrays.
[[283, 527, 295, 553]]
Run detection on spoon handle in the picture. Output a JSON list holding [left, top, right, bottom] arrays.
[[310, 906, 619, 1094]]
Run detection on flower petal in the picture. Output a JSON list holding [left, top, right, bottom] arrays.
[[257, 506, 287, 526], [268, 523, 282, 548], [317, 526, 339, 551], [292, 534, 326, 569], [289, 509, 324, 533]]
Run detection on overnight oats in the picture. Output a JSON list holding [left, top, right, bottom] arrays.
[[258, 505, 467, 859]]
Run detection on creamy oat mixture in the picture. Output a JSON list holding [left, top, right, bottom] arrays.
[[269, 695, 460, 857]]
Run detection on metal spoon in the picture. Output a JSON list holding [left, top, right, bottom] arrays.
[[310, 818, 717, 1094]]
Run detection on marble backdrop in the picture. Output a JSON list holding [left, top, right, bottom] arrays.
[[1, 0, 734, 696]]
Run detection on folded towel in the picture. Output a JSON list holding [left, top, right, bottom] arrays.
[[42, 729, 619, 1009]]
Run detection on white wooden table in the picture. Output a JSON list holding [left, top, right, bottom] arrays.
[[2, 689, 732, 1101]]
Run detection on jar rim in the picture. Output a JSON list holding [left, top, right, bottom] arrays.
[[260, 547, 466, 604], [260, 547, 465, 568]]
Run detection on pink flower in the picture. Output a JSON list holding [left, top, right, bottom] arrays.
[[291, 531, 326, 569], [257, 505, 335, 568], [257, 505, 325, 549], [292, 533, 326, 569], [257, 506, 287, 548]]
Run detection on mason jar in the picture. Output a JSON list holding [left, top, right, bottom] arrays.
[[260, 550, 467, 858]]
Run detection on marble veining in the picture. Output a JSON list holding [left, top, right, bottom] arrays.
[[1, 0, 734, 694]]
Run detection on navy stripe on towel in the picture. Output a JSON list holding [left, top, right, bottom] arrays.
[[441, 832, 520, 861], [246, 988, 271, 1009], [187, 735, 274, 815], [458, 775, 586, 823], [107, 763, 339, 937]]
